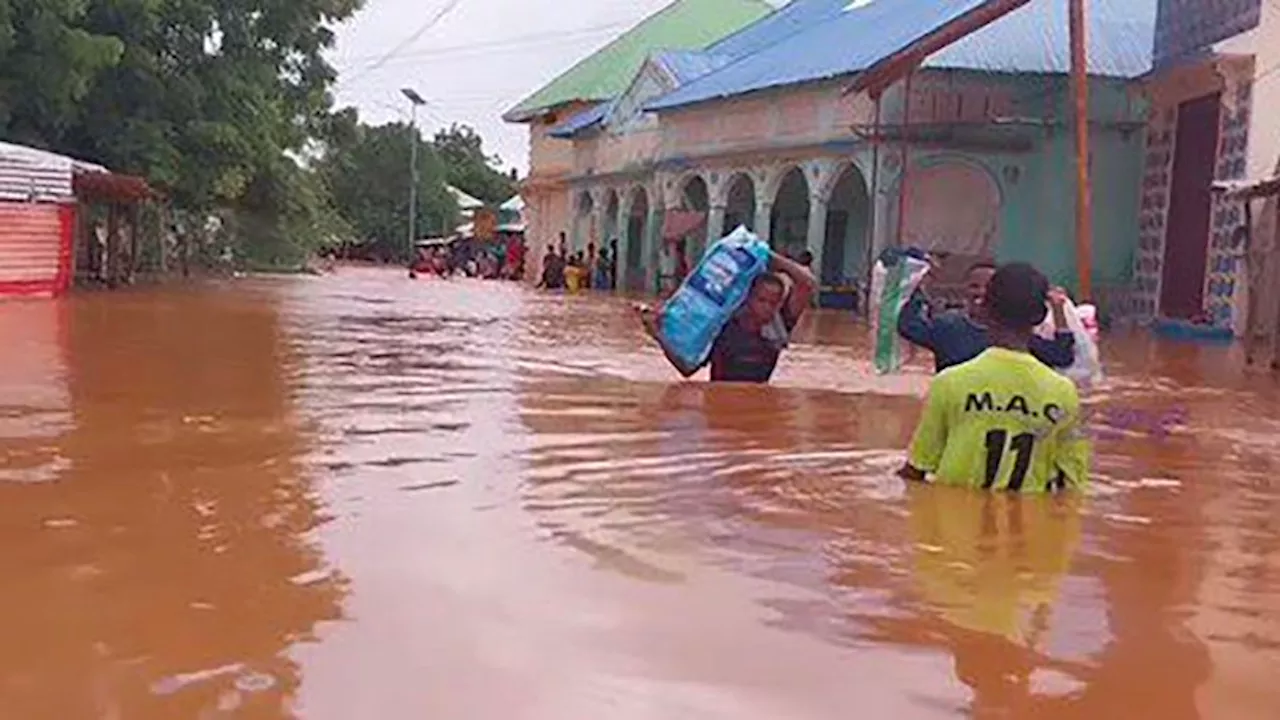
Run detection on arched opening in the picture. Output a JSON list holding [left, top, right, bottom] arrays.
[[681, 176, 709, 211], [572, 190, 594, 255], [624, 187, 650, 293], [724, 173, 756, 233], [823, 164, 872, 289], [898, 160, 1001, 307], [770, 167, 810, 258], [602, 190, 621, 244], [671, 175, 710, 278]]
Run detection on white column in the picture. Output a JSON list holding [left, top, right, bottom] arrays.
[[618, 199, 633, 293], [645, 204, 663, 295], [806, 195, 829, 285], [754, 201, 773, 245], [706, 205, 726, 249]]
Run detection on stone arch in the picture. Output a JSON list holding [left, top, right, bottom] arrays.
[[622, 185, 651, 292], [602, 189, 621, 240], [602, 189, 622, 285], [571, 189, 596, 254], [723, 172, 757, 233], [680, 175, 710, 211], [821, 162, 872, 287], [769, 166, 811, 257]]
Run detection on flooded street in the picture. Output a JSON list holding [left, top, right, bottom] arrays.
[[2, 265, 1279, 719]]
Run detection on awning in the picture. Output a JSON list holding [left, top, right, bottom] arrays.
[[661, 209, 706, 240]]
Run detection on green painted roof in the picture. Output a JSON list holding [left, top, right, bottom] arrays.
[[503, 0, 775, 122]]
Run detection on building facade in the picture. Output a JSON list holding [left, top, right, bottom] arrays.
[[1132, 0, 1280, 333], [512, 0, 1156, 316]]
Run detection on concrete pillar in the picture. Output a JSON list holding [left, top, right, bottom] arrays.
[[646, 203, 663, 295], [706, 204, 727, 251], [755, 201, 773, 244], [806, 195, 829, 285]]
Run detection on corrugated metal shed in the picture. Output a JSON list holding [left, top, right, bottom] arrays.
[[502, 0, 775, 122], [0, 203, 71, 297], [0, 141, 105, 203], [647, 0, 1158, 113]]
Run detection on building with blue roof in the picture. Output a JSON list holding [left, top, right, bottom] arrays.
[[517, 0, 1279, 328]]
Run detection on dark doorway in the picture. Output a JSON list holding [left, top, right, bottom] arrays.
[[1160, 92, 1221, 319]]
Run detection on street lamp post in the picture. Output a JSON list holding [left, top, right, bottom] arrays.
[[401, 88, 427, 265]]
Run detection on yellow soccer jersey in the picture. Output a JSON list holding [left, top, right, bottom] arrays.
[[908, 348, 1090, 493]]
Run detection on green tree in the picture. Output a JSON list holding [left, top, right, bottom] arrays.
[[1, 0, 363, 268], [431, 123, 516, 205], [0, 0, 124, 145], [320, 121, 456, 261]]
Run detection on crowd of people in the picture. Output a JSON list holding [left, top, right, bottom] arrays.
[[623, 248, 1089, 496], [409, 235, 526, 281], [536, 232, 619, 292]]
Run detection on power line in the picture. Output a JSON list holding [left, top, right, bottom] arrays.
[[340, 0, 465, 87], [332, 20, 631, 73]]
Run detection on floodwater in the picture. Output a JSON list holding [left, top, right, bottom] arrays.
[[1, 265, 1278, 719]]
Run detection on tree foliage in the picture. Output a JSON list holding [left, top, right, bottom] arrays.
[[0, 0, 511, 268], [319, 120, 456, 261], [432, 123, 516, 206]]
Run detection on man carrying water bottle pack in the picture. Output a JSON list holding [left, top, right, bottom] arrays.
[[636, 250, 816, 383]]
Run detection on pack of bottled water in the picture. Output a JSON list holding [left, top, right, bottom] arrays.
[[657, 226, 772, 375]]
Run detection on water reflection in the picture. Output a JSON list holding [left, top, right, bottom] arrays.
[[0, 286, 342, 718]]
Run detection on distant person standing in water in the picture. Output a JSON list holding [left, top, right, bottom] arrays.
[[636, 250, 816, 383], [537, 247, 565, 290], [607, 238, 620, 290], [900, 262, 1090, 493], [898, 261, 1076, 372]]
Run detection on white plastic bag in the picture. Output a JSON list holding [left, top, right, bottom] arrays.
[[1035, 297, 1103, 389], [871, 253, 932, 374]]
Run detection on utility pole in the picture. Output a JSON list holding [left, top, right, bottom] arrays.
[[1069, 0, 1093, 299], [401, 88, 427, 264]]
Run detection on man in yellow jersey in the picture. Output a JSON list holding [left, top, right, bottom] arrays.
[[900, 262, 1090, 492]]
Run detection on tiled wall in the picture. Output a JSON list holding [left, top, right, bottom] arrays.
[[1132, 64, 1254, 329], [1205, 78, 1253, 328], [1132, 108, 1177, 321]]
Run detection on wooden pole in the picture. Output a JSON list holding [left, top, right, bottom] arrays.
[[1069, 0, 1093, 299], [896, 70, 914, 248]]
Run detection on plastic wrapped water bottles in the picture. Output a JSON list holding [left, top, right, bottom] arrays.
[[656, 226, 772, 375], [870, 247, 932, 374], [1035, 296, 1104, 389]]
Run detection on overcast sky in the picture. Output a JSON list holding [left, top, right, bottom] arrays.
[[328, 0, 701, 175]]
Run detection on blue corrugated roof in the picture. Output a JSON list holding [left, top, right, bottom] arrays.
[[705, 0, 854, 61], [647, 0, 1158, 113], [548, 101, 613, 138], [926, 0, 1156, 76], [653, 49, 733, 84]]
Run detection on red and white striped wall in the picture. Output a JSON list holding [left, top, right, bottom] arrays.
[[0, 202, 75, 299]]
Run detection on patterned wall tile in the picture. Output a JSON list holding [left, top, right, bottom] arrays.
[[1131, 108, 1176, 321], [1204, 77, 1252, 328], [1133, 71, 1254, 328]]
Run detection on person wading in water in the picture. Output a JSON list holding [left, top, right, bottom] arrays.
[[898, 261, 1076, 372], [635, 250, 816, 383], [899, 262, 1090, 493]]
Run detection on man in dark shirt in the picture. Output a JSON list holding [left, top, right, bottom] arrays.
[[898, 261, 1075, 372], [537, 248, 565, 290], [637, 250, 816, 383]]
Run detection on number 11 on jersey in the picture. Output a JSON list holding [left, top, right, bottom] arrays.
[[983, 429, 1036, 491]]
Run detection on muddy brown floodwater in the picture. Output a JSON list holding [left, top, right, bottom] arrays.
[[2, 265, 1279, 719]]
